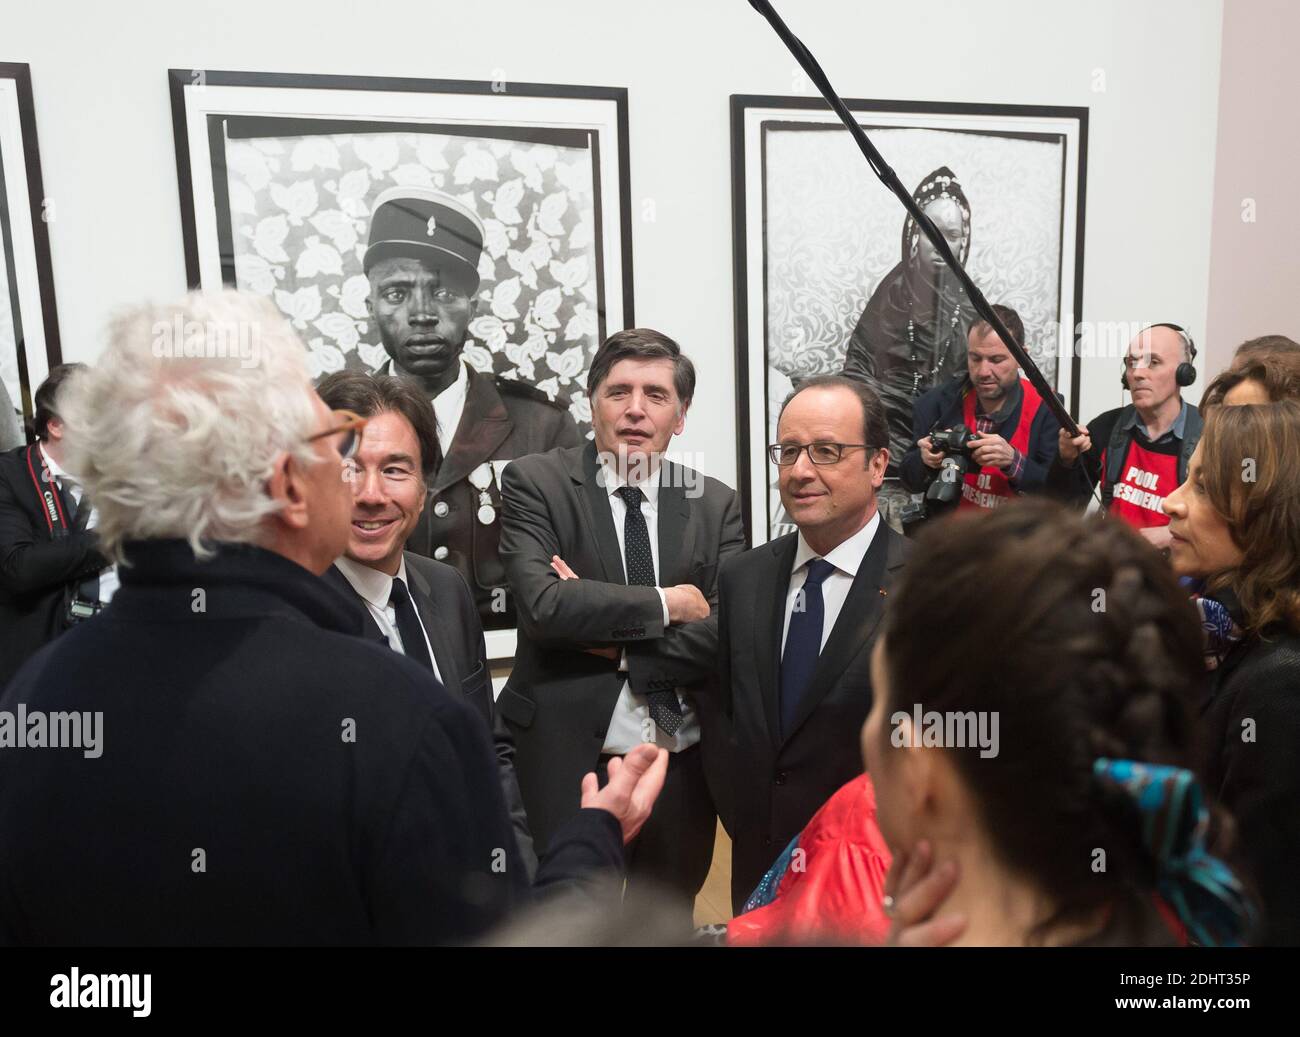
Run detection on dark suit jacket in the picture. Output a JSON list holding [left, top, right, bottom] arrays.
[[717, 520, 909, 910], [1201, 626, 1300, 946], [0, 445, 109, 688], [497, 441, 746, 855], [321, 551, 537, 877], [405, 365, 583, 628], [0, 539, 622, 946]]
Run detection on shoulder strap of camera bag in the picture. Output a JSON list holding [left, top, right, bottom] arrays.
[[24, 443, 72, 539]]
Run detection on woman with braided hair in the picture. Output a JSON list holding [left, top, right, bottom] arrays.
[[1163, 399, 1300, 945], [860, 498, 1253, 946]]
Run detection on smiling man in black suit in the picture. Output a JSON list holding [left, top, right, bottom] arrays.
[[718, 375, 909, 912], [317, 370, 536, 875]]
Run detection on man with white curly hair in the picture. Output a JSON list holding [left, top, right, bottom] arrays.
[[0, 291, 665, 946]]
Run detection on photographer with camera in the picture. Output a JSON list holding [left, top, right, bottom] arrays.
[[0, 364, 115, 687], [899, 305, 1061, 519]]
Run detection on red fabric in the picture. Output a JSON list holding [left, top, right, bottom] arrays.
[[957, 378, 1043, 511], [1107, 439, 1179, 529], [727, 774, 893, 946]]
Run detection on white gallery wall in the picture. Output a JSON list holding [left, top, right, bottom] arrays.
[[5, 0, 1225, 489]]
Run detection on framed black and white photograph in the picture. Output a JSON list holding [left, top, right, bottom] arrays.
[[169, 70, 633, 435], [0, 63, 61, 449], [732, 95, 1087, 543], [170, 70, 635, 659]]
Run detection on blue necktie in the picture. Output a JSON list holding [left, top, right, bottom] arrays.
[[779, 558, 836, 738], [617, 485, 683, 736]]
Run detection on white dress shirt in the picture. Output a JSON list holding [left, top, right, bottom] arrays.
[[598, 458, 698, 755], [40, 444, 118, 604], [333, 555, 442, 683], [430, 359, 469, 448], [780, 511, 882, 655]]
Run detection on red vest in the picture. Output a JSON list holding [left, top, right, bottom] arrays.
[[957, 379, 1043, 511], [1105, 439, 1179, 529]]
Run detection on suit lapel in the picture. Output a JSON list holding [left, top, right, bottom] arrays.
[[431, 368, 512, 495], [320, 565, 389, 649], [404, 557, 461, 688], [758, 534, 799, 748], [782, 523, 898, 746], [574, 443, 627, 584], [655, 463, 694, 587]]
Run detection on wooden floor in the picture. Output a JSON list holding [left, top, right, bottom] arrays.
[[692, 822, 734, 927]]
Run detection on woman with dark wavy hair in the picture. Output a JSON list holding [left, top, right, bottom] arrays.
[[1163, 399, 1300, 945], [860, 499, 1253, 946]]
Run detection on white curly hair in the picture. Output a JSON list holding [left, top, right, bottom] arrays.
[[60, 290, 320, 562]]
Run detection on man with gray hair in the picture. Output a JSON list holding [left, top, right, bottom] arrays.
[[0, 290, 665, 945]]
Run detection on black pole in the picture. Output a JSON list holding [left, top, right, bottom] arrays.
[[746, 0, 1079, 436]]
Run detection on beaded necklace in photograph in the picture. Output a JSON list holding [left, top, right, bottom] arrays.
[[906, 307, 963, 394]]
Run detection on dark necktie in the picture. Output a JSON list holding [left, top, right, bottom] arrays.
[[779, 558, 836, 738], [62, 480, 100, 603], [389, 577, 433, 671], [617, 485, 683, 736]]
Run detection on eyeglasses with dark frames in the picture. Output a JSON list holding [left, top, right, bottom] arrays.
[[767, 442, 872, 466], [308, 409, 368, 460]]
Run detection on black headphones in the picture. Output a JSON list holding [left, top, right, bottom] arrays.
[[1121, 322, 1198, 390]]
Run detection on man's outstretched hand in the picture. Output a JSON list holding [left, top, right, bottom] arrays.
[[580, 744, 669, 845]]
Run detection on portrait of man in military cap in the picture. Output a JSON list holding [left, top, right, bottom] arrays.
[[171, 74, 638, 640], [364, 186, 583, 629]]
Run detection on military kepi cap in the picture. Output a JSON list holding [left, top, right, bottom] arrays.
[[364, 186, 485, 290]]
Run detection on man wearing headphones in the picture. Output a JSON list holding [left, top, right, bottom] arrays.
[[1047, 323, 1202, 548]]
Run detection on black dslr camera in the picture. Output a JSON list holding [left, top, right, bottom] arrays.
[[924, 423, 976, 506]]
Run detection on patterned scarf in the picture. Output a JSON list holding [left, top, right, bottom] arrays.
[[1182, 577, 1244, 670], [1093, 758, 1255, 946]]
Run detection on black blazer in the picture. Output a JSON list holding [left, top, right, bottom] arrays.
[[0, 539, 621, 946], [0, 445, 109, 688], [321, 552, 537, 876], [717, 520, 909, 910], [1201, 626, 1300, 946], [497, 441, 747, 855]]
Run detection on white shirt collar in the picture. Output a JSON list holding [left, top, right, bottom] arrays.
[[38, 442, 70, 482], [791, 510, 882, 578], [430, 359, 470, 442], [600, 454, 663, 509], [334, 554, 409, 611]]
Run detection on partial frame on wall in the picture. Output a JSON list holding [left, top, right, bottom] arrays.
[[0, 62, 61, 446], [169, 70, 635, 659], [732, 95, 1087, 544]]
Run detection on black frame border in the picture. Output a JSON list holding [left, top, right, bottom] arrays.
[[0, 61, 63, 437]]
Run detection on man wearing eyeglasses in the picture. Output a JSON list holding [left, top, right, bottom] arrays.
[[716, 375, 909, 912], [0, 292, 665, 946]]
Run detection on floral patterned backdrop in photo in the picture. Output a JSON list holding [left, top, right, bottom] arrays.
[[224, 127, 604, 434]]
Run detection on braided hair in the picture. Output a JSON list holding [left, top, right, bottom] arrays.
[[880, 499, 1222, 944]]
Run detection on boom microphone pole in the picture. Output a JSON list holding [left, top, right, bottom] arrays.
[[746, 0, 1080, 436]]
